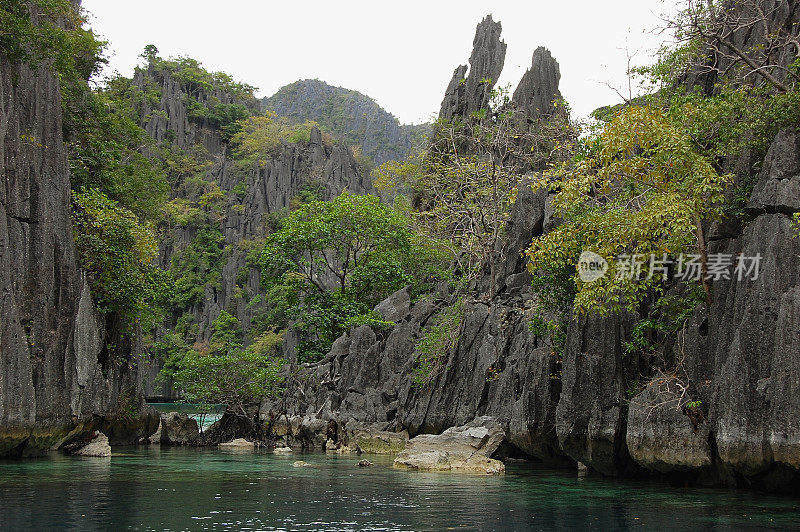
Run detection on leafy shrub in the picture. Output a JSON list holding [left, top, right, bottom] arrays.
[[412, 299, 465, 386], [71, 188, 171, 330]]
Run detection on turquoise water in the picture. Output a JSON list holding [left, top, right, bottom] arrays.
[[0, 447, 798, 531], [149, 403, 225, 430]]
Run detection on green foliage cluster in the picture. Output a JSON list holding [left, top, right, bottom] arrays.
[[231, 111, 318, 164], [522, 0, 800, 371], [158, 56, 256, 102], [624, 289, 705, 356], [65, 87, 169, 221], [526, 105, 730, 316], [170, 226, 226, 312], [259, 192, 448, 362], [528, 263, 577, 359], [162, 171, 230, 314], [0, 0, 103, 80], [171, 311, 285, 417], [10, 11, 176, 335], [71, 189, 171, 330]]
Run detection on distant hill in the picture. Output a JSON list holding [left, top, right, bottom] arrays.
[[262, 79, 430, 167]]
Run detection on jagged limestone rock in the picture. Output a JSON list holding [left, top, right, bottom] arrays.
[[748, 127, 800, 213], [0, 4, 153, 457], [160, 412, 200, 446], [512, 47, 563, 120], [439, 15, 506, 121], [626, 376, 712, 473]]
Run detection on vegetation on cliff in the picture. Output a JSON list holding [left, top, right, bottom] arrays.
[[263, 78, 430, 168]]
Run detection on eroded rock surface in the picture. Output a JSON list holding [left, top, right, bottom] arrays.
[[160, 412, 200, 446], [393, 417, 506, 474]]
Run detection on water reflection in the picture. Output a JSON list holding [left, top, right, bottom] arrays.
[[0, 447, 798, 530]]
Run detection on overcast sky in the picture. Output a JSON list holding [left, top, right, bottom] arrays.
[[81, 0, 678, 125]]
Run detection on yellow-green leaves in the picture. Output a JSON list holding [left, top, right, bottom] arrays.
[[526, 105, 731, 316], [231, 111, 319, 164]]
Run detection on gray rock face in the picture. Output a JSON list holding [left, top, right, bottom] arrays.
[[160, 412, 200, 446], [686, 0, 800, 93], [260, 87, 800, 490], [0, 8, 154, 457], [512, 47, 563, 120], [373, 287, 411, 323], [626, 375, 712, 473], [748, 127, 800, 213], [439, 15, 507, 121]]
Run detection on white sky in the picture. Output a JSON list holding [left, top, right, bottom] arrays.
[[81, 0, 678, 125]]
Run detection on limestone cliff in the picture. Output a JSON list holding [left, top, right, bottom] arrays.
[[127, 61, 372, 396], [0, 4, 156, 457]]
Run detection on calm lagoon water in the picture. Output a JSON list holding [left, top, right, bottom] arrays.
[[1, 447, 799, 531]]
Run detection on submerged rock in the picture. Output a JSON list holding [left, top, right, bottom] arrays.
[[292, 460, 312, 467], [393, 417, 506, 474], [351, 428, 408, 455], [273, 446, 293, 453], [356, 459, 374, 467], [219, 438, 253, 448]]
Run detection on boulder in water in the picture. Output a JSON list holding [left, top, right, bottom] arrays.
[[394, 417, 506, 474], [219, 438, 253, 448], [66, 432, 111, 457], [160, 412, 200, 446]]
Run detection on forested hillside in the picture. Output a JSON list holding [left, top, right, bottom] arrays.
[[263, 79, 430, 168]]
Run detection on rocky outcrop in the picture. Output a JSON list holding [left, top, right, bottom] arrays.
[[393, 417, 505, 474], [350, 425, 408, 455], [64, 432, 112, 458], [512, 47, 562, 121], [439, 15, 506, 121], [555, 312, 641, 476], [219, 438, 253, 448], [159, 412, 200, 445], [672, 130, 800, 486], [747, 127, 800, 213], [0, 4, 155, 457], [626, 374, 712, 473], [685, 0, 800, 93], [259, 10, 800, 490], [132, 61, 372, 347]]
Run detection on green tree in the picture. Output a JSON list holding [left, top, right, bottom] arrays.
[[172, 311, 285, 424], [71, 188, 171, 330], [525, 105, 731, 316], [260, 192, 445, 361], [231, 111, 318, 164], [65, 89, 169, 221]]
